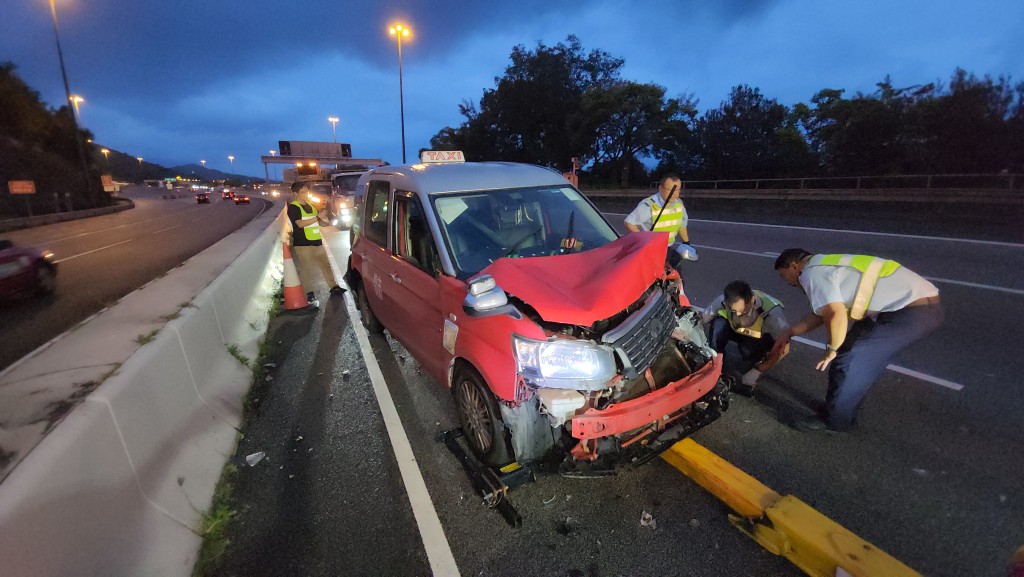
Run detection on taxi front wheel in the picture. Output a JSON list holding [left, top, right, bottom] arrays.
[[453, 367, 513, 468]]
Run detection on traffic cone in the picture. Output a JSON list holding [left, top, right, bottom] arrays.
[[1009, 545, 1024, 577], [282, 242, 313, 310]]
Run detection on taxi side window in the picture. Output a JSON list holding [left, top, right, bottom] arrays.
[[393, 193, 441, 276], [364, 181, 389, 246]]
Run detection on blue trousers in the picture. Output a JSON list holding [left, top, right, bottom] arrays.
[[708, 316, 774, 376], [826, 303, 945, 430]]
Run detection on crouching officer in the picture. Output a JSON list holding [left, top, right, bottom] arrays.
[[703, 280, 790, 396]]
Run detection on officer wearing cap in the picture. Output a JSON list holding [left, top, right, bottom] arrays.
[[772, 249, 944, 431], [703, 280, 790, 396]]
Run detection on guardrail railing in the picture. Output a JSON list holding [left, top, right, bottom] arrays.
[[651, 173, 1023, 191]]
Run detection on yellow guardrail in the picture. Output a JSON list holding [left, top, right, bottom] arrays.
[[662, 439, 921, 577]]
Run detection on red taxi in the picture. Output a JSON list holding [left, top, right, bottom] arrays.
[[347, 152, 725, 473]]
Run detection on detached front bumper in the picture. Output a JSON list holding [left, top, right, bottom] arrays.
[[571, 354, 722, 441]]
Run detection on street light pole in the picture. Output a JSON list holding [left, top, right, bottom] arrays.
[[136, 157, 143, 183], [388, 24, 411, 164], [328, 116, 339, 143], [48, 0, 94, 204]]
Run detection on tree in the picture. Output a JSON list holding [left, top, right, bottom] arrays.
[[582, 82, 697, 187], [692, 85, 808, 179], [428, 35, 623, 168]]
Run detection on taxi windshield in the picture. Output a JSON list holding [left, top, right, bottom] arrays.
[[432, 185, 618, 278]]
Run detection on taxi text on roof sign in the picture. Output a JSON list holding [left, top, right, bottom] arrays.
[[420, 150, 465, 163]]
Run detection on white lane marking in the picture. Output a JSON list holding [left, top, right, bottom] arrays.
[[694, 244, 1024, 296], [152, 224, 182, 234], [323, 231, 461, 577], [35, 204, 206, 244], [53, 239, 133, 263], [792, 336, 964, 391], [603, 213, 1024, 248], [692, 292, 966, 391]]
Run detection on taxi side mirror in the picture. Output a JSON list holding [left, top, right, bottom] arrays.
[[463, 274, 519, 318]]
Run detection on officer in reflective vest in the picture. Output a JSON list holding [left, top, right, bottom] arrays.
[[624, 173, 689, 246], [772, 248, 943, 431], [703, 280, 790, 396], [288, 181, 345, 303]]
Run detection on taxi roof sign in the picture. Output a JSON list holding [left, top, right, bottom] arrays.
[[420, 150, 465, 164]]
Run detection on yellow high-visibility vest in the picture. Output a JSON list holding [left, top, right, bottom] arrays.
[[291, 201, 321, 241], [717, 290, 784, 338], [647, 198, 685, 246], [806, 254, 901, 320]]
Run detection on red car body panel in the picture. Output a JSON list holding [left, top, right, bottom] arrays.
[[480, 232, 667, 325], [571, 354, 722, 440], [0, 244, 53, 298]]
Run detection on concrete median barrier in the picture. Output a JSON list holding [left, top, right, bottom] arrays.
[[0, 206, 285, 576]]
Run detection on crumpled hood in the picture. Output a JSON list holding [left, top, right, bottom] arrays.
[[480, 232, 666, 326]]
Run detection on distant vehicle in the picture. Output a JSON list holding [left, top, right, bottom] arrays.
[[0, 239, 57, 299], [234, 193, 250, 205], [195, 192, 211, 204], [221, 191, 231, 200]]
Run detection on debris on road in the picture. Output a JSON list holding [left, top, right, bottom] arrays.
[[689, 518, 701, 528], [912, 468, 929, 477], [640, 510, 657, 530], [245, 451, 265, 466], [295, 435, 303, 442], [543, 494, 557, 507], [263, 362, 277, 369], [265, 375, 274, 382]]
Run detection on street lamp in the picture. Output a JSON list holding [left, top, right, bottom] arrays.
[[388, 23, 411, 163], [228, 155, 235, 169], [328, 116, 340, 142], [48, 0, 92, 201], [136, 157, 143, 183], [200, 159, 206, 168], [70, 94, 84, 120], [100, 148, 110, 167]]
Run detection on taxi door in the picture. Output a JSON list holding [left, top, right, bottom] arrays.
[[385, 191, 447, 382], [355, 178, 398, 329]]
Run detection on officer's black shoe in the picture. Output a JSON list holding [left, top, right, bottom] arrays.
[[306, 291, 315, 302], [730, 382, 755, 397], [329, 285, 346, 296], [782, 414, 840, 434]]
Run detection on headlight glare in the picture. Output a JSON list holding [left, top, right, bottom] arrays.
[[513, 335, 616, 390]]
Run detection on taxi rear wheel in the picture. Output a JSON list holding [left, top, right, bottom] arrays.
[[454, 367, 513, 468], [356, 281, 384, 334]]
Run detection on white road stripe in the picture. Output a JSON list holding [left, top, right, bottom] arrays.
[[693, 244, 1024, 296], [692, 293, 966, 391], [603, 213, 1024, 248], [791, 336, 964, 391], [323, 231, 461, 577], [53, 239, 133, 263]]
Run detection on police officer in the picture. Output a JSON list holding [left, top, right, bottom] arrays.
[[288, 182, 345, 303], [624, 173, 689, 246], [772, 248, 944, 431], [703, 280, 790, 396]]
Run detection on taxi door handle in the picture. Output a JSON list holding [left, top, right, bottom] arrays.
[[390, 273, 402, 284]]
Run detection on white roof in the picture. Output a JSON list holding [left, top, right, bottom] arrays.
[[368, 162, 568, 196]]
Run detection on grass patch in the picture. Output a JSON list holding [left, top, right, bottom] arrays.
[[192, 464, 237, 577], [135, 329, 159, 346], [226, 344, 250, 369]]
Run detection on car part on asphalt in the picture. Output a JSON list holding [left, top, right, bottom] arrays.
[[438, 427, 534, 528]]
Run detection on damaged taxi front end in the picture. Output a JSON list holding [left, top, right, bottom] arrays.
[[469, 232, 726, 473]]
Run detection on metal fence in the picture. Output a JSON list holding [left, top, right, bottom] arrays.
[[657, 173, 1023, 191]]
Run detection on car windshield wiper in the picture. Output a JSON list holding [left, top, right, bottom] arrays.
[[558, 210, 576, 254], [500, 225, 543, 258]]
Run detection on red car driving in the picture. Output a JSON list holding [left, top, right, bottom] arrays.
[[0, 239, 57, 299]]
